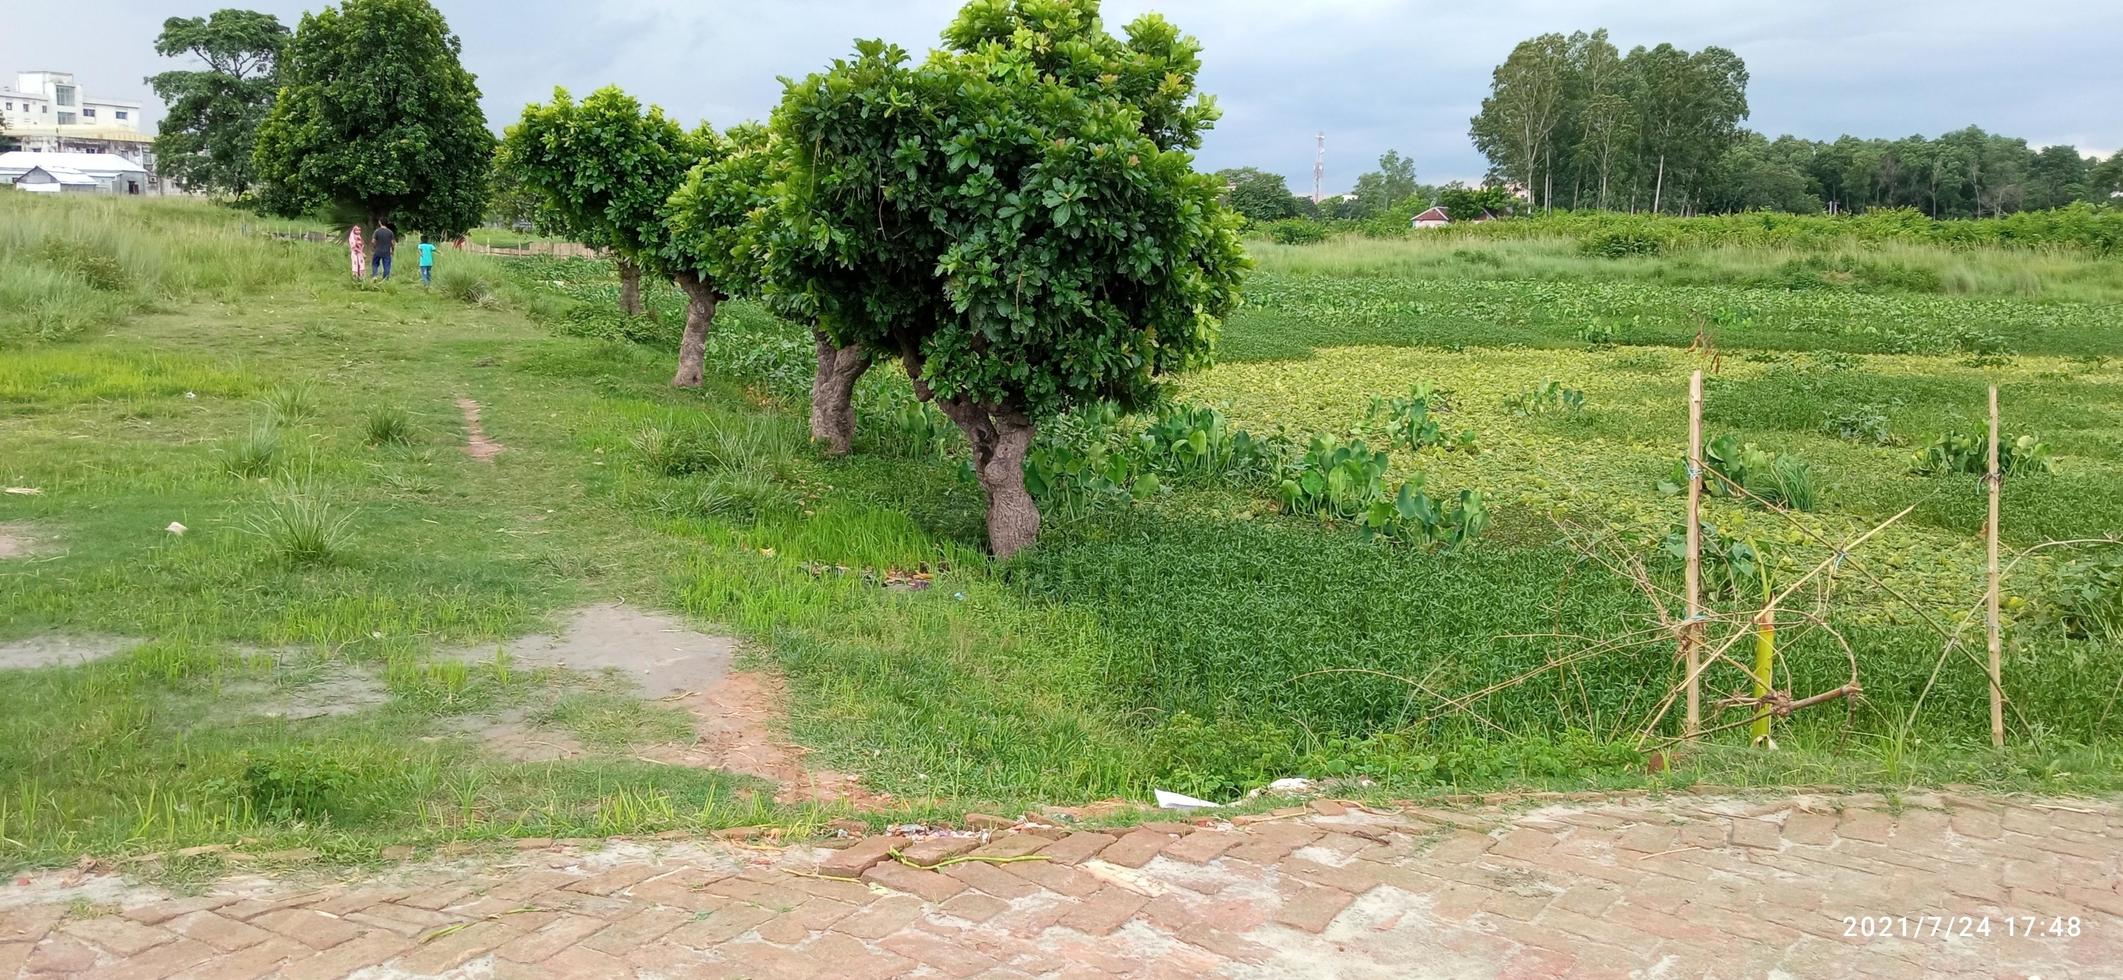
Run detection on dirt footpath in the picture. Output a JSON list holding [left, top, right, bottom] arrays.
[[3, 791, 2115, 978]]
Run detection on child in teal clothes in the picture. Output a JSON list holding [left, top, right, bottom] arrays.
[[418, 242, 437, 285]]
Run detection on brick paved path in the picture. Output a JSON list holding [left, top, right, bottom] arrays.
[[3, 792, 2116, 978]]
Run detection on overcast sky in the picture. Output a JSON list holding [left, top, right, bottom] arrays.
[[8, 0, 2118, 193]]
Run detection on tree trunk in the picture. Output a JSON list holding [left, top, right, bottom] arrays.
[[902, 355, 1040, 558], [670, 272, 718, 389], [1652, 153, 1667, 214], [809, 328, 870, 456], [617, 257, 644, 316]]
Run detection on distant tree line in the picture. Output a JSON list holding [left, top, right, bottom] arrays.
[[1469, 29, 2122, 218]]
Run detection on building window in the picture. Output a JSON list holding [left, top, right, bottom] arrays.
[[82, 108, 96, 118], [58, 112, 76, 125], [55, 86, 75, 107], [115, 110, 128, 120]]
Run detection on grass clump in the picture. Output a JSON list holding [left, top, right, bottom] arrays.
[[364, 406, 416, 446], [437, 268, 500, 306], [258, 383, 320, 425], [241, 487, 356, 564], [217, 426, 283, 479]]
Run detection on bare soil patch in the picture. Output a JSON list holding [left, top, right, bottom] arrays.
[[448, 603, 879, 804], [0, 521, 45, 559], [0, 635, 131, 670], [455, 396, 504, 461], [436, 708, 589, 763], [217, 665, 391, 723]]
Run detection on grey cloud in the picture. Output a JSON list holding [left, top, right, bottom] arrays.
[[7, 0, 2116, 194]]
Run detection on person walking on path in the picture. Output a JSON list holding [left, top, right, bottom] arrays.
[[348, 225, 366, 280], [370, 222, 396, 280], [418, 240, 437, 285]]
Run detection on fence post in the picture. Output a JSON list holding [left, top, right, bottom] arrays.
[[1987, 385, 2004, 748], [1685, 370, 1704, 739]]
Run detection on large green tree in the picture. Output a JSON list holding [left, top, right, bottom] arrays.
[[500, 86, 742, 387], [252, 0, 492, 239], [146, 9, 289, 196], [1216, 167, 1301, 223], [1471, 33, 1568, 207], [770, 0, 1246, 556]]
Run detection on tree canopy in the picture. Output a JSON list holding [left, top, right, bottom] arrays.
[[769, 0, 1247, 555], [1216, 167, 1301, 223], [147, 8, 289, 196], [252, 0, 492, 238]]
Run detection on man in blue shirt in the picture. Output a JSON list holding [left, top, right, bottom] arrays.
[[370, 222, 395, 279]]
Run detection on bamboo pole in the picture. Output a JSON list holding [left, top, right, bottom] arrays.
[[1685, 370, 1704, 739], [1987, 385, 2004, 749], [1749, 539, 1776, 746]]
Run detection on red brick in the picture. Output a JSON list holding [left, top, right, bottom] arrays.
[[558, 864, 657, 898], [831, 894, 926, 940], [393, 918, 525, 973], [664, 900, 776, 947], [100, 938, 219, 980], [522, 943, 633, 979], [248, 908, 363, 950], [941, 859, 1040, 899], [861, 860, 966, 902], [491, 913, 608, 963], [1781, 810, 1838, 845], [581, 905, 690, 954], [1729, 818, 1781, 850], [1038, 832, 1118, 865], [880, 927, 1005, 977], [182, 936, 307, 980], [395, 884, 478, 910], [276, 933, 410, 980], [899, 836, 980, 867], [58, 916, 174, 956], [754, 913, 810, 945], [1003, 859, 1104, 897], [1057, 887, 1149, 935], [1275, 884, 1356, 933], [170, 911, 273, 953], [698, 872, 807, 910], [1162, 830, 1240, 864], [969, 834, 1052, 859], [938, 892, 1010, 923], [789, 873, 878, 906], [1837, 809, 1895, 843], [798, 932, 919, 980], [1100, 829, 1180, 868], [819, 835, 909, 876], [25, 936, 100, 974], [120, 898, 236, 928]]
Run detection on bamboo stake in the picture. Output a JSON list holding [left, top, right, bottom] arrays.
[[1684, 370, 1704, 739], [1749, 539, 1776, 747], [1987, 385, 2004, 749]]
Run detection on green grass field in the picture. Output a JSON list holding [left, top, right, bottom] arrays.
[[2, 195, 2118, 873]]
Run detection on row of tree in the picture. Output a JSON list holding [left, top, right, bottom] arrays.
[[149, 0, 1245, 558], [1469, 29, 2121, 218]]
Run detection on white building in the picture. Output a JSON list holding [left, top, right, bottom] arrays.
[[1, 151, 151, 195], [1, 70, 156, 175], [12, 164, 101, 194]]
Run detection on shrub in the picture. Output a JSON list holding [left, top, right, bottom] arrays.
[[1661, 522, 1768, 602], [1266, 219, 1332, 246], [1505, 380, 1585, 417], [239, 746, 355, 821], [1579, 229, 1663, 258], [694, 468, 795, 524], [37, 239, 130, 292], [217, 425, 282, 478], [1277, 435, 1393, 521], [364, 406, 415, 446], [1908, 430, 2054, 477], [1132, 402, 1286, 487]]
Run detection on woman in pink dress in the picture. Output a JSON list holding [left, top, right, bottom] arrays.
[[349, 225, 367, 280]]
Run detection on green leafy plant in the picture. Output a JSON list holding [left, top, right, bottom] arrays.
[[1908, 430, 2054, 476], [1358, 479, 1489, 551], [1505, 380, 1586, 417], [1266, 219, 1332, 245], [1364, 385, 1476, 453], [1574, 321, 1618, 348], [1662, 522, 1768, 603], [1278, 435, 1393, 521], [1579, 229, 1663, 258], [2036, 546, 2123, 641], [1821, 404, 1895, 445], [1660, 434, 1821, 511], [1132, 402, 1285, 487], [239, 746, 354, 821]]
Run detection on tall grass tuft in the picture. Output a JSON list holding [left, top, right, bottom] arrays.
[[259, 383, 319, 424], [218, 425, 284, 479], [241, 486, 356, 564], [437, 268, 500, 306], [364, 406, 415, 446]]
